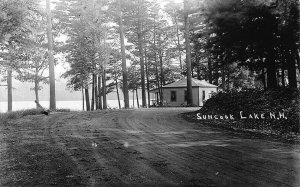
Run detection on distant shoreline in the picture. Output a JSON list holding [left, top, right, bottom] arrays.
[[0, 100, 142, 113]]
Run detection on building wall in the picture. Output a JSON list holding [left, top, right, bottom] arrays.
[[162, 87, 199, 106], [150, 87, 218, 106]]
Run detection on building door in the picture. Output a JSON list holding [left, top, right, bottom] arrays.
[[171, 91, 177, 102]]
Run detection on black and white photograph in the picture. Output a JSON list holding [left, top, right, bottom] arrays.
[[0, 0, 299, 186]]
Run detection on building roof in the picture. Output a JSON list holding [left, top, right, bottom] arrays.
[[150, 78, 218, 92], [163, 78, 218, 88]]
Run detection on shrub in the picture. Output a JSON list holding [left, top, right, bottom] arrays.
[[197, 88, 299, 134]]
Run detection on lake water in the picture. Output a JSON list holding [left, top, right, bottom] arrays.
[[0, 100, 142, 113]]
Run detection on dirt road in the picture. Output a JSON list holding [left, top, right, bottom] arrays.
[[0, 108, 299, 186]]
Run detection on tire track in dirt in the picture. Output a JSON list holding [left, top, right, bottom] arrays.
[[101, 108, 299, 186], [1, 108, 299, 186], [0, 114, 87, 186], [90, 110, 176, 185], [113, 111, 179, 185], [44, 111, 171, 185], [0, 123, 9, 186], [108, 108, 218, 185], [43, 113, 97, 186]]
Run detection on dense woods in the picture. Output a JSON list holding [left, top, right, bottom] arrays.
[[0, 0, 299, 111]]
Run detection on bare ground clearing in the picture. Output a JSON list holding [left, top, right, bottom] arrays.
[[0, 108, 299, 186]]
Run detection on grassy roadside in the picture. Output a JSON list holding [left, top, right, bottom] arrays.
[[182, 88, 300, 143], [0, 108, 71, 123]]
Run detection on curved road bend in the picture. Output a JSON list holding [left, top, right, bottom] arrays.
[[0, 108, 299, 186]]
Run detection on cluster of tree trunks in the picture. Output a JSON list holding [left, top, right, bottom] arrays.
[[201, 0, 299, 91], [83, 71, 107, 111]]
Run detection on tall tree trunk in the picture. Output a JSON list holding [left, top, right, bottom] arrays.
[[175, 19, 182, 69], [102, 67, 107, 109], [159, 50, 164, 102], [137, 0, 146, 107], [266, 63, 277, 89], [196, 53, 200, 80], [276, 69, 280, 87], [82, 86, 85, 111], [94, 74, 99, 109], [266, 49, 277, 89], [115, 79, 121, 109], [46, 0, 56, 110], [296, 51, 300, 75], [281, 68, 285, 87], [132, 90, 135, 108], [34, 80, 39, 109], [7, 69, 12, 112], [118, 0, 129, 109], [192, 69, 194, 78], [136, 88, 139, 108], [98, 75, 103, 110], [153, 16, 160, 104], [91, 74, 95, 111], [196, 65, 200, 80], [145, 48, 150, 108], [281, 51, 286, 87], [208, 56, 213, 83], [155, 63, 160, 104], [222, 65, 226, 91], [34, 65, 39, 109], [287, 48, 297, 88], [85, 88, 90, 111], [184, 0, 193, 105], [262, 67, 267, 90], [213, 69, 219, 86], [287, 2, 299, 88]]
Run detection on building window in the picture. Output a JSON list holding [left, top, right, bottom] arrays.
[[202, 90, 205, 101], [171, 91, 177, 102], [184, 90, 187, 101]]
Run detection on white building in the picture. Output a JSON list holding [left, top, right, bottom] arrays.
[[150, 78, 218, 107]]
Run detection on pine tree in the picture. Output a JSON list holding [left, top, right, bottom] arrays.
[[184, 0, 193, 104], [46, 0, 56, 109], [117, 0, 130, 109]]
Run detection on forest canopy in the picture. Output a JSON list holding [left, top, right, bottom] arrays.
[[0, 0, 299, 111]]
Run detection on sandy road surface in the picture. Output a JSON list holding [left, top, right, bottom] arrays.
[[0, 108, 299, 186]]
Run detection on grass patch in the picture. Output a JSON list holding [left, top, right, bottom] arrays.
[[0, 108, 71, 122], [54, 108, 71, 112]]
